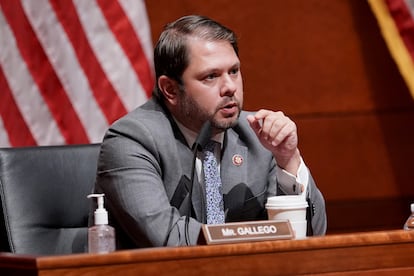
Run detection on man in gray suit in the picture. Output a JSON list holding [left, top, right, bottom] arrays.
[[94, 15, 327, 249]]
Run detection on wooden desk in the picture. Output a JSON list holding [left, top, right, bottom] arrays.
[[1, 230, 414, 275]]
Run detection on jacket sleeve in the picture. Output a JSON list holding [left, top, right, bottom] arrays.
[[95, 120, 202, 248], [306, 173, 327, 235]]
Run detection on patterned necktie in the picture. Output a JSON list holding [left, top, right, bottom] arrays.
[[203, 140, 225, 224]]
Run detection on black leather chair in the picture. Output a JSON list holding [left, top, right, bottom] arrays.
[[0, 144, 100, 255]]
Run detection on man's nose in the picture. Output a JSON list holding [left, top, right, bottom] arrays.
[[220, 74, 237, 96]]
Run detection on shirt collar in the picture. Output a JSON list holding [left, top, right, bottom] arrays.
[[174, 119, 224, 149]]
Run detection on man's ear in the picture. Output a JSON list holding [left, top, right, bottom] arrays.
[[158, 75, 179, 105]]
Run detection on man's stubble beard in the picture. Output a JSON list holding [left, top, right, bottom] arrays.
[[178, 88, 242, 132]]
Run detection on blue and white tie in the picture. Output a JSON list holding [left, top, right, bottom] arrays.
[[203, 140, 225, 224]]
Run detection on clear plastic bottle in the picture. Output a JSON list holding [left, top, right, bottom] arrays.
[[88, 194, 116, 253], [403, 203, 414, 231]]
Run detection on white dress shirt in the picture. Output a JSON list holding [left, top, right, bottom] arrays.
[[174, 120, 309, 199]]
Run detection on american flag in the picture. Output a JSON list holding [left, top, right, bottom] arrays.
[[0, 0, 154, 147], [368, 0, 414, 99]]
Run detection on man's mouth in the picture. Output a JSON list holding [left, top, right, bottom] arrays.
[[220, 102, 238, 115]]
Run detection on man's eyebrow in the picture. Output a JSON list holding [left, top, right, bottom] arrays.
[[198, 62, 241, 74]]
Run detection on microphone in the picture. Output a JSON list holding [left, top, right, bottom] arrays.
[[193, 120, 212, 151], [185, 120, 211, 245]]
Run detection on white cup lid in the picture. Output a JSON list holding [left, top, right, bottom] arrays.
[[266, 195, 308, 208]]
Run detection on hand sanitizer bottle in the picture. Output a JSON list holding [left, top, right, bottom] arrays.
[[88, 194, 116, 253], [403, 203, 414, 230]]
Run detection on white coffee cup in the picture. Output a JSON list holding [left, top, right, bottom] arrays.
[[265, 195, 308, 239]]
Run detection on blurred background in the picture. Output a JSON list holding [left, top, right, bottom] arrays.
[[2, 0, 414, 234]]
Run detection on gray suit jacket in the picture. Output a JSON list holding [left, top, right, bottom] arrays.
[[94, 97, 327, 248]]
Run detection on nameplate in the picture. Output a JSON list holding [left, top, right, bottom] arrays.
[[201, 220, 294, 245]]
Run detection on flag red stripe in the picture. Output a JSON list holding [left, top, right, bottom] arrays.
[[97, 0, 154, 98], [0, 67, 37, 146], [0, 0, 89, 144], [386, 0, 414, 61], [50, 0, 128, 124]]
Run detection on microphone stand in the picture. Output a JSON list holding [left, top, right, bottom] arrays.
[[185, 121, 211, 245]]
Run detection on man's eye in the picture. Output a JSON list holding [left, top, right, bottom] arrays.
[[206, 74, 217, 80], [230, 68, 239, 75]]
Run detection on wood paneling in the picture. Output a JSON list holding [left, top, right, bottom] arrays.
[[297, 110, 414, 200], [145, 1, 414, 233]]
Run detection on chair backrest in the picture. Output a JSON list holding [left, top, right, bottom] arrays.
[[0, 144, 100, 255]]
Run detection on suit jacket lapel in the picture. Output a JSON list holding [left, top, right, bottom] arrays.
[[152, 98, 206, 221], [167, 110, 250, 222], [221, 130, 248, 214], [178, 128, 250, 223]]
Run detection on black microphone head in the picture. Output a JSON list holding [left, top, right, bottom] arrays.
[[194, 120, 211, 151]]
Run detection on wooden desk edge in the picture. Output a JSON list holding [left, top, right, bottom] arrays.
[[0, 230, 414, 272], [1, 229, 413, 270]]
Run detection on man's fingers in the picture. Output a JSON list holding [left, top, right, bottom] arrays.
[[247, 114, 261, 134]]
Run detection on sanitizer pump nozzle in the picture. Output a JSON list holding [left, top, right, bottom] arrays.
[[88, 193, 108, 225], [87, 194, 115, 253]]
